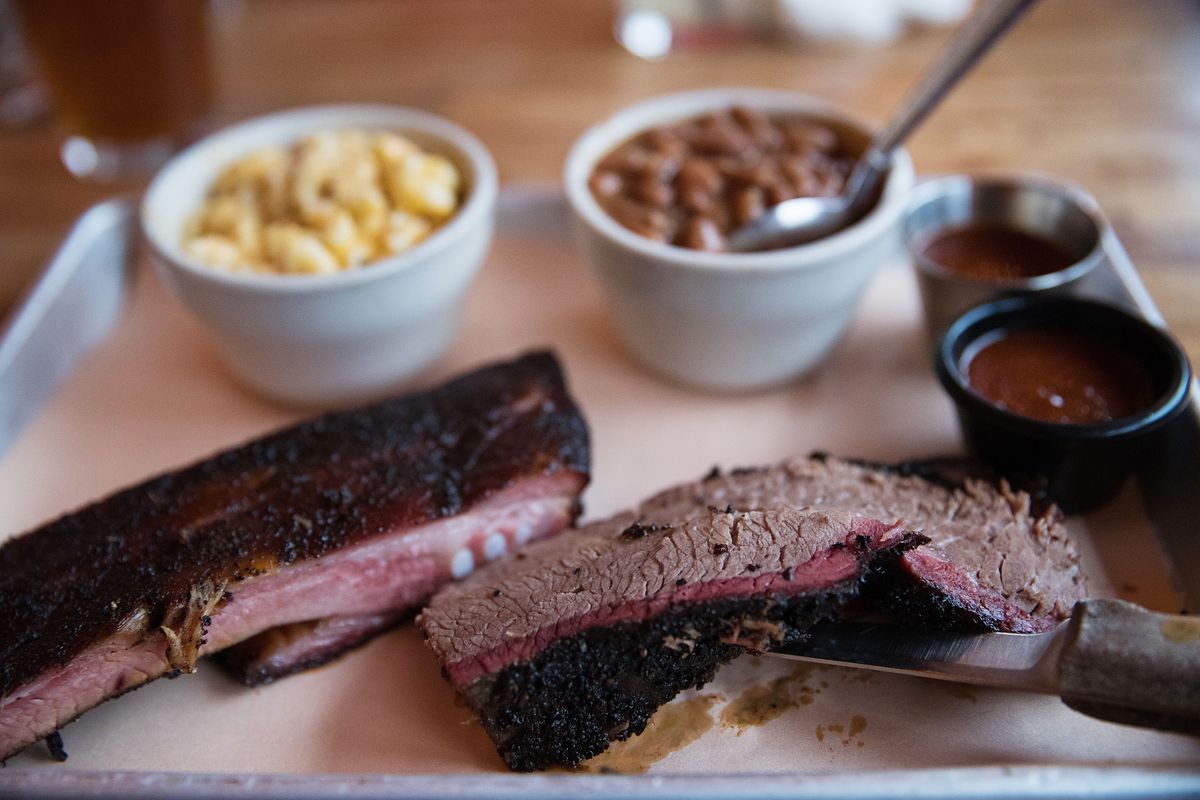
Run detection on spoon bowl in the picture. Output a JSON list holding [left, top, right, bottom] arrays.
[[728, 156, 889, 251], [726, 195, 849, 251], [729, 0, 1037, 252]]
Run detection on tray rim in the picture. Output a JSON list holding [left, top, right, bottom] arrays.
[[0, 190, 1197, 798], [3, 764, 1200, 799]]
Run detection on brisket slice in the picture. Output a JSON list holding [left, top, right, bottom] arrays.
[[0, 351, 590, 761], [646, 454, 1086, 632], [418, 508, 922, 771]]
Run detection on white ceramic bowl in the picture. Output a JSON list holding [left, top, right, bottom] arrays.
[[143, 104, 498, 407], [564, 88, 915, 391]]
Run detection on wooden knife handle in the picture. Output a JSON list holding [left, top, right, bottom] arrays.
[[1058, 598, 1200, 736]]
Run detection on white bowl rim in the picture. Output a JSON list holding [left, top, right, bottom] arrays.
[[142, 103, 498, 294], [563, 87, 915, 273]]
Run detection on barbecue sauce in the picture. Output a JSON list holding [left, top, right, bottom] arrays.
[[923, 223, 1076, 281], [965, 329, 1155, 424]]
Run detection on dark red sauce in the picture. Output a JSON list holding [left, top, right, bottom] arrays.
[[965, 329, 1155, 424], [923, 223, 1077, 281]]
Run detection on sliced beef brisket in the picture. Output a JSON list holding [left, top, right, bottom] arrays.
[[419, 508, 922, 770], [420, 453, 1085, 771]]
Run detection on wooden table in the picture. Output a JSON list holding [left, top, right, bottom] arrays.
[[2, 0, 1198, 359]]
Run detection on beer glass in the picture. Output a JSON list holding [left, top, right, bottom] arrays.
[[13, 0, 214, 180]]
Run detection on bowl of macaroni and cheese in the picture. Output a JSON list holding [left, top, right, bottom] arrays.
[[143, 104, 498, 406]]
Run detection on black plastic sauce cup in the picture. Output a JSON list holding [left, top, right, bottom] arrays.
[[936, 297, 1193, 514]]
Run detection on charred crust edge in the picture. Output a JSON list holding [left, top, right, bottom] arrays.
[[463, 589, 858, 771]]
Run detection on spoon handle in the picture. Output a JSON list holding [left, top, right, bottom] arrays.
[[868, 0, 1039, 162]]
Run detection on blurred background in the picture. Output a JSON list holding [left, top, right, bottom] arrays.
[[0, 0, 1197, 360]]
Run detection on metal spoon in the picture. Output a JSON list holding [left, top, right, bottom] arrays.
[[727, 0, 1039, 252]]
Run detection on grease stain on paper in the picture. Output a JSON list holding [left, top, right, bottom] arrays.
[[815, 715, 868, 749], [583, 694, 722, 774], [720, 664, 819, 734]]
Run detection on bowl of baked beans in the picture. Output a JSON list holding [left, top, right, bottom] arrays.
[[564, 88, 915, 390], [143, 104, 497, 407]]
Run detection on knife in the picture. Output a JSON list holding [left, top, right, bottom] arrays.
[[0, 198, 134, 460], [771, 598, 1200, 736]]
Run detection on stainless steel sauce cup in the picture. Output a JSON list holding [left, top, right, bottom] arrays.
[[904, 173, 1106, 342]]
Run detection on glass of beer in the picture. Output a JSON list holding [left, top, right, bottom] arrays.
[[13, 0, 214, 180]]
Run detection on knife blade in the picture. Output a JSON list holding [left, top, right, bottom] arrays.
[[771, 620, 1065, 694], [0, 198, 134, 460], [770, 598, 1200, 736]]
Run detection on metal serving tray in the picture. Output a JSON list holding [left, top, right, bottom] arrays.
[[0, 189, 1197, 799]]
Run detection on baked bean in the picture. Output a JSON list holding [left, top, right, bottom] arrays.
[[675, 159, 723, 213], [810, 155, 850, 196], [630, 174, 674, 209], [606, 195, 670, 241], [780, 120, 839, 154], [597, 141, 653, 174], [589, 170, 623, 198], [782, 156, 822, 197], [714, 157, 749, 184], [638, 128, 688, 161], [731, 105, 783, 150], [676, 157, 723, 194], [781, 156, 817, 194], [677, 184, 715, 215], [732, 186, 767, 228], [691, 117, 753, 157], [589, 107, 856, 251], [746, 161, 779, 191], [610, 151, 679, 187], [765, 176, 798, 206], [675, 215, 724, 251]]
